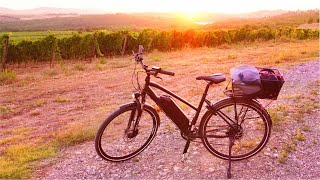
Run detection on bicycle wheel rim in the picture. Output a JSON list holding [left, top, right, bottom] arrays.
[[96, 105, 158, 161], [202, 100, 271, 160]]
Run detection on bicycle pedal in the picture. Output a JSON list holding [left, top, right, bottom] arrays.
[[181, 152, 190, 162]]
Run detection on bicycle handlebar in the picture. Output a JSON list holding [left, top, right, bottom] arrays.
[[159, 69, 175, 76], [133, 45, 175, 77]]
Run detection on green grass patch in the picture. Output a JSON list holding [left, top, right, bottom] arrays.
[[53, 125, 96, 148], [0, 70, 17, 85], [0, 144, 56, 179]]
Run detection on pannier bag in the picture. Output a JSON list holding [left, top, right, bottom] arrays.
[[257, 67, 285, 100], [158, 95, 190, 133], [230, 65, 285, 100], [231, 65, 261, 95]]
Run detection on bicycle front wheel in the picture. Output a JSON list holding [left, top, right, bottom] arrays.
[[200, 98, 271, 161], [95, 103, 159, 161]]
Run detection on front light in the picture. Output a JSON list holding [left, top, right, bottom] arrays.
[[132, 93, 140, 99]]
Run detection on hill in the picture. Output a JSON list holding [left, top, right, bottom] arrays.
[[0, 9, 318, 31]]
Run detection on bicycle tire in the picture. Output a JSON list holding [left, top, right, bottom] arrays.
[[200, 97, 271, 161], [95, 102, 160, 162]]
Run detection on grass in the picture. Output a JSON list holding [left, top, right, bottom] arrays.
[[0, 105, 10, 115], [43, 69, 59, 77], [0, 70, 17, 85], [295, 130, 306, 141], [53, 124, 96, 148], [32, 99, 47, 107], [277, 149, 288, 163], [99, 58, 108, 64], [150, 50, 162, 62], [10, 127, 34, 135], [0, 135, 26, 146], [227, 54, 238, 59], [0, 123, 97, 178], [0, 39, 319, 178], [0, 144, 56, 179], [74, 64, 86, 71], [54, 95, 70, 103]]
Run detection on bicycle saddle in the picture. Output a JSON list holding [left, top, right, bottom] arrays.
[[196, 73, 226, 84]]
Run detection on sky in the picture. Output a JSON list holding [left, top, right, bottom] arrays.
[[0, 0, 319, 14]]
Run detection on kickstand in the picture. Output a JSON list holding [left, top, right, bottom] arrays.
[[181, 140, 191, 162], [227, 136, 235, 179]]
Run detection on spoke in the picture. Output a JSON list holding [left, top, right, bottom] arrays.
[[216, 110, 237, 128], [239, 107, 249, 125]]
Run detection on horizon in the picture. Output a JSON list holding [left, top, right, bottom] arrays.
[[0, 0, 319, 14]]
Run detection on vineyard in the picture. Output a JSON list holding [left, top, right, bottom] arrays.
[[0, 26, 319, 68]]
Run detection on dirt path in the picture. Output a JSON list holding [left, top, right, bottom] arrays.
[[38, 59, 320, 179]]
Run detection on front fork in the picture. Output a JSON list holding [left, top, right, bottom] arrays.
[[126, 92, 145, 137]]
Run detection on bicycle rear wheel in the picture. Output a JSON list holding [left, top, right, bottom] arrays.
[[95, 103, 159, 161], [200, 98, 271, 161]]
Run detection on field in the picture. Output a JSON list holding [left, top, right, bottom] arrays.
[[0, 31, 91, 42], [0, 39, 319, 178]]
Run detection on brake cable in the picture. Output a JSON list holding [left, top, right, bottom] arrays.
[[131, 63, 139, 91]]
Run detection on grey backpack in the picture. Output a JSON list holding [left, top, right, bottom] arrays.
[[230, 65, 261, 95]]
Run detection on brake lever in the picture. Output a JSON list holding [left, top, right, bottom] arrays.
[[155, 75, 163, 81]]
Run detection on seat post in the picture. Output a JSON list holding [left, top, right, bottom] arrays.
[[190, 82, 213, 126]]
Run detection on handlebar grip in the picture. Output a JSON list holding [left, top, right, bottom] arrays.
[[159, 69, 175, 76]]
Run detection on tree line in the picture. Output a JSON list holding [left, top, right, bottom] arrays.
[[1, 26, 319, 67]]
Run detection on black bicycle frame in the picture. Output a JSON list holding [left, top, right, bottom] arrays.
[[140, 74, 212, 131]]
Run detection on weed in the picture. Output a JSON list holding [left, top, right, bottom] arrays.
[[99, 58, 108, 64], [164, 124, 175, 132], [96, 64, 107, 71], [268, 108, 286, 124], [0, 70, 16, 85], [54, 95, 70, 103], [277, 149, 288, 163], [227, 54, 237, 59], [32, 99, 47, 107], [295, 130, 305, 141], [74, 63, 85, 71], [0, 105, 10, 115]]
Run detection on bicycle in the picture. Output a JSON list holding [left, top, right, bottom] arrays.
[[95, 45, 282, 178]]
